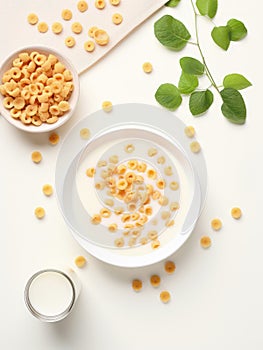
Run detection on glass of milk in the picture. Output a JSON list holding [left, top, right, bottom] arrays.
[[24, 268, 81, 322]]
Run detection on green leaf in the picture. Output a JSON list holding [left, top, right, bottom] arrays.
[[180, 57, 204, 75], [154, 15, 191, 51], [189, 90, 214, 116], [227, 19, 247, 41], [223, 74, 252, 90], [211, 26, 231, 50], [178, 72, 199, 94], [220, 88, 246, 124], [196, 0, 218, 18], [165, 0, 181, 7], [155, 83, 182, 110]]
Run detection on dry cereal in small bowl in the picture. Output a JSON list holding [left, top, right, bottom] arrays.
[[0, 45, 79, 133]]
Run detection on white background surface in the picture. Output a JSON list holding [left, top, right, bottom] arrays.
[[1, 0, 262, 349]]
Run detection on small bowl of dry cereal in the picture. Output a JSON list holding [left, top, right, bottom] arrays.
[[0, 45, 79, 133]]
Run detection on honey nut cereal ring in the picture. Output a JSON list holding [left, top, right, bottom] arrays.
[[31, 115, 42, 126], [74, 256, 87, 268], [142, 62, 153, 74], [84, 41, 95, 52], [100, 208, 111, 218], [27, 13, 39, 25], [140, 237, 148, 245], [190, 141, 201, 153], [108, 223, 118, 232], [77, 1, 88, 12], [156, 179, 166, 189], [86, 167, 96, 177], [112, 13, 123, 25], [3, 97, 14, 109], [52, 22, 63, 34], [160, 290, 171, 303], [114, 237, 124, 247], [102, 100, 112, 112], [200, 236, 212, 249], [80, 128, 90, 139], [164, 166, 173, 176], [71, 22, 83, 34], [13, 97, 25, 110], [34, 206, 45, 219], [158, 195, 169, 206], [211, 218, 222, 231], [21, 114, 32, 124], [61, 9, 72, 20], [10, 108, 21, 119], [104, 198, 114, 207], [110, 0, 121, 5], [161, 211, 170, 220], [137, 162, 147, 172], [48, 132, 60, 145], [184, 125, 195, 138], [58, 100, 70, 112], [147, 169, 157, 180], [150, 275, 161, 287], [25, 104, 38, 116], [91, 214, 101, 225], [151, 239, 160, 249], [95, 0, 106, 9], [94, 29, 109, 46], [42, 184, 53, 196], [88, 26, 98, 38], [170, 181, 179, 191], [170, 202, 180, 211], [31, 150, 42, 163], [34, 54, 47, 66], [37, 22, 48, 33], [132, 279, 142, 292], [164, 260, 176, 274], [65, 36, 76, 48], [231, 207, 242, 219], [125, 144, 135, 153], [46, 116, 58, 124], [114, 206, 124, 215], [10, 67, 22, 80]]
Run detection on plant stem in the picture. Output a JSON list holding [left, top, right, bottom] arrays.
[[190, 0, 220, 94]]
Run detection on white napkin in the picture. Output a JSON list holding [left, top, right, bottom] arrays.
[[0, 0, 167, 74]]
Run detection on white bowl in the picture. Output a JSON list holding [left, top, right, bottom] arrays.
[[0, 45, 79, 133]]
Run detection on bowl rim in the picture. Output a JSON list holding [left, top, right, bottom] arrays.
[[0, 44, 80, 133]]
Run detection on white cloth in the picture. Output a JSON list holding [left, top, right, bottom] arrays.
[[0, 0, 167, 74]]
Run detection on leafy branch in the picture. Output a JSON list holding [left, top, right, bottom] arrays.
[[154, 0, 251, 124]]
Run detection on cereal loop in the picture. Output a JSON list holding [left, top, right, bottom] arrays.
[[77, 1, 88, 12], [65, 36, 76, 48], [75, 256, 87, 268], [34, 207, 45, 219], [37, 22, 48, 33], [132, 279, 142, 292], [200, 236, 212, 249], [27, 13, 38, 25], [62, 9, 72, 20], [112, 13, 123, 25], [31, 151, 42, 163], [160, 290, 171, 303], [84, 41, 95, 52]]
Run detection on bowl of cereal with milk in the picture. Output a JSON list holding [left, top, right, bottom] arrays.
[[0, 45, 79, 133]]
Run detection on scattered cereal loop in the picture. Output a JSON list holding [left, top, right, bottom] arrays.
[[34, 206, 45, 219], [27, 13, 38, 25], [74, 255, 87, 268], [65, 36, 76, 48], [132, 279, 142, 292], [112, 13, 123, 25], [80, 128, 90, 139], [110, 0, 121, 5], [200, 236, 212, 249], [164, 260, 176, 274], [211, 218, 222, 231], [125, 144, 135, 153], [61, 9, 72, 21], [114, 237, 124, 247], [86, 167, 96, 177], [102, 101, 113, 112], [49, 132, 60, 145], [231, 207, 242, 219], [88, 26, 98, 38], [150, 274, 161, 287], [77, 0, 88, 12], [142, 62, 153, 74], [94, 29, 109, 46], [184, 125, 195, 138], [95, 0, 106, 9], [72, 22, 83, 34], [52, 22, 63, 34], [148, 147, 157, 157], [151, 239, 160, 249], [91, 214, 101, 225], [190, 141, 201, 153], [37, 22, 48, 33], [31, 151, 42, 163], [160, 290, 171, 303], [42, 184, 53, 196], [84, 41, 95, 52]]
